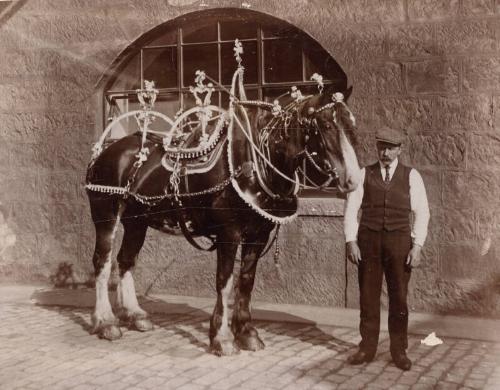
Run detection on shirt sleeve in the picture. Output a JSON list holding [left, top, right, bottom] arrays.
[[343, 168, 365, 243], [409, 169, 430, 246]]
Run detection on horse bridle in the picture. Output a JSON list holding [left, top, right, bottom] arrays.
[[296, 93, 346, 189]]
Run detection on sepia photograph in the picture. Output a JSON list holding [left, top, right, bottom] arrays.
[[0, 0, 499, 389]]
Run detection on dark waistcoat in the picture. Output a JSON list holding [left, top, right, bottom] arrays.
[[360, 162, 411, 232]]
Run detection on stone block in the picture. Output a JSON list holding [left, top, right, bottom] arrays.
[[0, 49, 61, 79], [38, 170, 81, 203], [406, 60, 459, 94], [352, 132, 376, 168], [10, 13, 125, 45], [8, 141, 56, 170], [326, 0, 405, 24], [416, 168, 441, 208], [373, 96, 433, 133], [37, 232, 81, 282], [342, 25, 387, 63], [443, 170, 500, 209], [387, 23, 436, 58], [0, 232, 38, 266], [10, 202, 51, 234], [476, 208, 500, 243], [56, 140, 93, 172], [439, 243, 490, 280], [405, 133, 467, 168], [347, 96, 372, 133], [0, 81, 50, 111], [0, 169, 39, 202], [350, 62, 404, 95], [436, 19, 498, 54], [463, 57, 500, 93], [408, 0, 460, 21], [433, 208, 476, 242], [495, 95, 500, 132], [469, 133, 500, 168], [434, 95, 492, 132], [0, 112, 95, 143], [461, 0, 495, 16], [51, 203, 87, 235]]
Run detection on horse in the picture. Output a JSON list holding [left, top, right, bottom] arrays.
[[85, 79, 361, 356]]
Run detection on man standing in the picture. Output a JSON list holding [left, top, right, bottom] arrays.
[[344, 127, 430, 371]]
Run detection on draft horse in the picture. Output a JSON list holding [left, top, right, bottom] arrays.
[[85, 78, 361, 356]]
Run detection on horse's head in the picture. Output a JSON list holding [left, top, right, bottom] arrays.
[[296, 86, 361, 193]]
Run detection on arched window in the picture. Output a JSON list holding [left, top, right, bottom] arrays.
[[101, 9, 349, 195]]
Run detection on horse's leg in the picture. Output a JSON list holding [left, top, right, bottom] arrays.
[[209, 241, 238, 356], [116, 219, 153, 332], [231, 233, 270, 351], [90, 198, 124, 340]]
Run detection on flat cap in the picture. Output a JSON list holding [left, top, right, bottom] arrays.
[[375, 127, 405, 145]]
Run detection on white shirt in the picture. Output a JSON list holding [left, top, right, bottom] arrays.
[[344, 159, 430, 246]]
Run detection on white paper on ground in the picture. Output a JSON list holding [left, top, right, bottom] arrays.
[[420, 332, 443, 346]]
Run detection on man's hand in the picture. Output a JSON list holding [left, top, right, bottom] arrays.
[[346, 241, 362, 265], [406, 243, 422, 268]]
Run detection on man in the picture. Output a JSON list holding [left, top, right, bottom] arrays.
[[344, 127, 430, 371]]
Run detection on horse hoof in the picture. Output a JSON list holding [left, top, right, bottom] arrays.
[[235, 333, 265, 351], [98, 325, 122, 341], [210, 339, 240, 356], [133, 318, 154, 332]]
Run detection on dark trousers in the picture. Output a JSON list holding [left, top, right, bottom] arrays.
[[357, 228, 412, 356]]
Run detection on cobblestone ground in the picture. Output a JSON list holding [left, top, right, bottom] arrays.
[[1, 299, 500, 390]]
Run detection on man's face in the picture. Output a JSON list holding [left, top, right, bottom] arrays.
[[376, 141, 401, 167]]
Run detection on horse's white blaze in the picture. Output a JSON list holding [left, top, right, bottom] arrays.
[[117, 270, 145, 316], [339, 129, 361, 192], [94, 211, 122, 325], [219, 274, 234, 338]]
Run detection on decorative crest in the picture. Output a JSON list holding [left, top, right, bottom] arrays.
[[290, 86, 304, 102], [310, 73, 324, 94], [189, 70, 214, 107], [136, 80, 159, 110], [234, 39, 244, 67], [271, 100, 282, 117], [331, 92, 344, 102]]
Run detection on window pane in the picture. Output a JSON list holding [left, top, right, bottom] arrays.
[[153, 93, 181, 122], [262, 24, 299, 39], [264, 39, 302, 83], [220, 19, 257, 40], [108, 56, 141, 91], [182, 91, 221, 111], [303, 42, 345, 83], [183, 44, 218, 87], [182, 23, 217, 43], [262, 87, 290, 102], [221, 41, 257, 85], [143, 47, 178, 89], [221, 88, 258, 108], [145, 31, 177, 46]]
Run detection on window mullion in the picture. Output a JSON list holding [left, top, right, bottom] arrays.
[[178, 27, 183, 110]]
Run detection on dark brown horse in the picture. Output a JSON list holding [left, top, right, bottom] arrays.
[[85, 84, 361, 356]]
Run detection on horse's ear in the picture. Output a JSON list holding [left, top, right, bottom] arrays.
[[343, 86, 353, 102]]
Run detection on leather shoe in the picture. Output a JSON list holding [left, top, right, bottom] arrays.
[[392, 353, 412, 371], [347, 350, 374, 365]]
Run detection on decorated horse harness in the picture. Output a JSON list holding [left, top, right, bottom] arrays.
[[86, 40, 347, 239]]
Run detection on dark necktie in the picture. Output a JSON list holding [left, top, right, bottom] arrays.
[[385, 166, 391, 183]]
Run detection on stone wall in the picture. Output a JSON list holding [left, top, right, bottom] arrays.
[[0, 0, 499, 317]]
